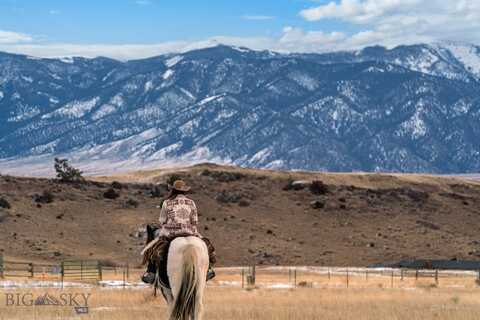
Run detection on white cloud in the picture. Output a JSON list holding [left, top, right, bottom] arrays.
[[299, 0, 480, 47], [0, 30, 33, 44], [241, 15, 275, 21], [0, 29, 376, 60], [279, 26, 347, 51], [135, 0, 151, 5], [300, 0, 423, 23], [1, 0, 480, 61], [49, 9, 60, 15]]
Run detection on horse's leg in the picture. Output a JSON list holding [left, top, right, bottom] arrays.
[[195, 295, 204, 320], [161, 287, 173, 305]]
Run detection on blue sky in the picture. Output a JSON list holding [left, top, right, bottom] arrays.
[[0, 0, 479, 59]]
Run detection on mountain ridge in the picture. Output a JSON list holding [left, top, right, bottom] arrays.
[[0, 42, 479, 175]]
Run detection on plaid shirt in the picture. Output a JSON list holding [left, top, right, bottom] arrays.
[[158, 195, 200, 238]]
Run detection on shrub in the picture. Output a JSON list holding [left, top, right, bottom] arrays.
[[283, 179, 295, 191], [238, 199, 250, 207], [166, 174, 182, 186], [103, 188, 120, 200], [54, 158, 84, 182], [34, 191, 54, 204], [0, 197, 11, 209], [215, 190, 242, 203], [111, 181, 123, 190], [310, 200, 325, 209], [201, 169, 246, 182], [125, 198, 139, 208], [310, 180, 329, 195], [150, 184, 167, 198]]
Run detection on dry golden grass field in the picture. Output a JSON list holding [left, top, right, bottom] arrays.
[[1, 286, 480, 320], [1, 268, 480, 320]]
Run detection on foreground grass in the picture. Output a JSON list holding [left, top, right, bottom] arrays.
[[1, 286, 480, 320]]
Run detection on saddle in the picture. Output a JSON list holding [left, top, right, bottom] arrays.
[[143, 226, 197, 290]]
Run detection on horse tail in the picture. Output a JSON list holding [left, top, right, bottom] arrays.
[[169, 245, 198, 320]]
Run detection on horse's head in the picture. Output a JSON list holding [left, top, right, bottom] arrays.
[[146, 224, 159, 245]]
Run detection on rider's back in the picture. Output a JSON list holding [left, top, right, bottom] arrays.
[[157, 194, 200, 238]]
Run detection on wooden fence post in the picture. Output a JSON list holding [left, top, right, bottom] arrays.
[[346, 268, 349, 288], [80, 261, 84, 280], [98, 263, 103, 281], [29, 263, 34, 278], [435, 270, 439, 285], [241, 268, 244, 289], [126, 263, 130, 280], [328, 268, 331, 281], [294, 268, 297, 288], [365, 269, 368, 282], [0, 254, 4, 279], [252, 264, 256, 284], [123, 268, 126, 288], [61, 261, 64, 289], [391, 270, 394, 288], [415, 269, 419, 281], [246, 265, 256, 288]]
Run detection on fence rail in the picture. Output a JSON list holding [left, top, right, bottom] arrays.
[[1, 254, 480, 289], [0, 257, 34, 278]]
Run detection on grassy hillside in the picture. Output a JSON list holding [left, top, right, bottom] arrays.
[[1, 163, 480, 267]]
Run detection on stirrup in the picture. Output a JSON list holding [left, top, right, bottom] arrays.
[[142, 272, 156, 284], [207, 267, 216, 281]]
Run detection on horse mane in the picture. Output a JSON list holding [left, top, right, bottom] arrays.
[[169, 245, 199, 320]]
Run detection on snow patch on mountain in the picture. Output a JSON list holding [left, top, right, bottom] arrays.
[[144, 81, 154, 92], [452, 99, 471, 115], [43, 97, 99, 119], [250, 147, 271, 163], [165, 55, 183, 68], [179, 87, 195, 100], [92, 104, 116, 120], [399, 102, 427, 139], [163, 69, 174, 80], [288, 71, 319, 90], [21, 76, 33, 83], [198, 94, 225, 106], [30, 140, 59, 155], [364, 66, 385, 73], [444, 43, 480, 77], [8, 105, 40, 122], [49, 97, 59, 104], [60, 57, 74, 64]]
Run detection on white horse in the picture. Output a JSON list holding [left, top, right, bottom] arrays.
[[159, 236, 209, 320]]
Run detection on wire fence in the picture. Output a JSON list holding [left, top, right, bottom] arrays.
[[1, 254, 480, 290]]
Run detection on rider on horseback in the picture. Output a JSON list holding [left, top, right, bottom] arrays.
[[141, 179, 216, 284]]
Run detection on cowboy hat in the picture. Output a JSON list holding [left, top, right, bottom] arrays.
[[170, 179, 191, 192]]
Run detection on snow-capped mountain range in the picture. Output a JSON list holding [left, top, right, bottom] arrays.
[[0, 42, 479, 175]]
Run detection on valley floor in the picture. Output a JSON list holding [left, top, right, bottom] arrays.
[[1, 267, 480, 319]]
